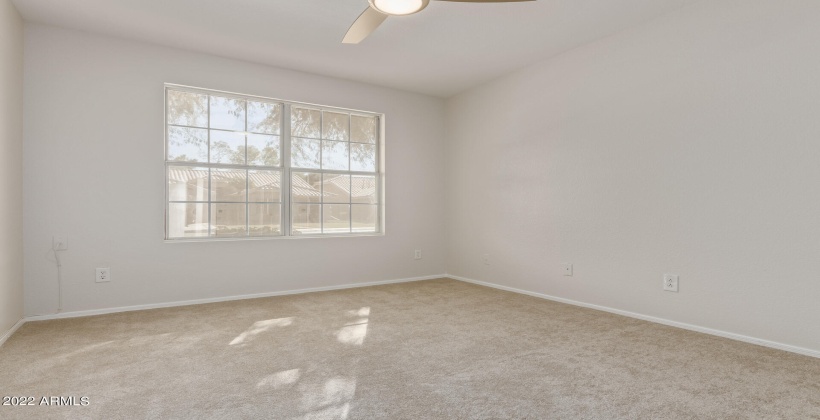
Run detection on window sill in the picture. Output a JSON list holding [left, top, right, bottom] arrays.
[[163, 232, 385, 243]]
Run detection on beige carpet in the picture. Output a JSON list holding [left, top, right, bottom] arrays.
[[1, 279, 818, 419]]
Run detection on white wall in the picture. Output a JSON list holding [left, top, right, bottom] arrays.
[[0, 0, 24, 336], [23, 25, 446, 316], [446, 0, 820, 352]]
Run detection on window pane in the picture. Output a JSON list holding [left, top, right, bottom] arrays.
[[168, 203, 209, 238], [249, 170, 281, 202], [167, 90, 207, 128], [351, 115, 376, 144], [291, 172, 322, 203], [351, 175, 377, 204], [322, 140, 349, 171], [292, 204, 321, 235], [352, 204, 378, 233], [210, 130, 246, 164], [211, 168, 247, 202], [291, 137, 320, 169], [168, 126, 208, 162], [168, 166, 209, 202], [350, 143, 376, 172], [247, 134, 280, 167], [291, 107, 321, 139], [211, 203, 247, 237], [210, 96, 246, 131], [323, 204, 350, 234], [249, 203, 281, 237], [323, 111, 349, 141], [247, 101, 281, 135], [323, 174, 350, 203]]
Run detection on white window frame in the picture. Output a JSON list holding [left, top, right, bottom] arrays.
[[164, 84, 385, 241]]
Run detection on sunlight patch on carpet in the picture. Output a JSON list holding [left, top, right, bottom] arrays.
[[230, 317, 294, 346], [257, 368, 301, 389], [336, 307, 370, 346]]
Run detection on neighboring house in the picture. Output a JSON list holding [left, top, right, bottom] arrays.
[[323, 174, 377, 204], [167, 168, 376, 236], [321, 174, 378, 233]]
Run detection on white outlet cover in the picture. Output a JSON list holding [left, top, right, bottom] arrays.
[[414, 249, 422, 260], [482, 254, 490, 265], [663, 274, 679, 292], [563, 263, 573, 276], [96, 267, 111, 283]]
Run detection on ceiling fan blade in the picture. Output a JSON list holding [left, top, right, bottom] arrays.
[[435, 0, 534, 2], [342, 7, 388, 44]]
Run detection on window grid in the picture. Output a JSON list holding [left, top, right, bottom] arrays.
[[165, 85, 381, 240]]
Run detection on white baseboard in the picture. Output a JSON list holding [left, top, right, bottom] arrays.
[[447, 274, 820, 359], [0, 318, 26, 348], [20, 273, 817, 359], [26, 274, 446, 322]]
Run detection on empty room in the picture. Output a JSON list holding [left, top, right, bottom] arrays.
[[1, 0, 819, 418]]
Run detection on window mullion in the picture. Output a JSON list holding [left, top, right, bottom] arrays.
[[283, 103, 292, 236], [164, 88, 170, 239], [349, 171, 353, 233], [319, 111, 324, 235], [207, 96, 212, 237], [245, 101, 250, 237]]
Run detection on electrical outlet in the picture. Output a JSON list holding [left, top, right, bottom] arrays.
[[96, 268, 111, 283], [663, 274, 679, 292], [563, 263, 573, 276], [482, 254, 490, 265], [52, 236, 68, 251], [414, 249, 422, 260]]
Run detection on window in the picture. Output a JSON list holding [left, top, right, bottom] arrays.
[[165, 85, 382, 240]]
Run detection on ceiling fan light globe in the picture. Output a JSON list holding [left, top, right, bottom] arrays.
[[369, 0, 430, 16]]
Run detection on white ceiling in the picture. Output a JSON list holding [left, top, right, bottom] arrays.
[[12, 0, 697, 97]]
